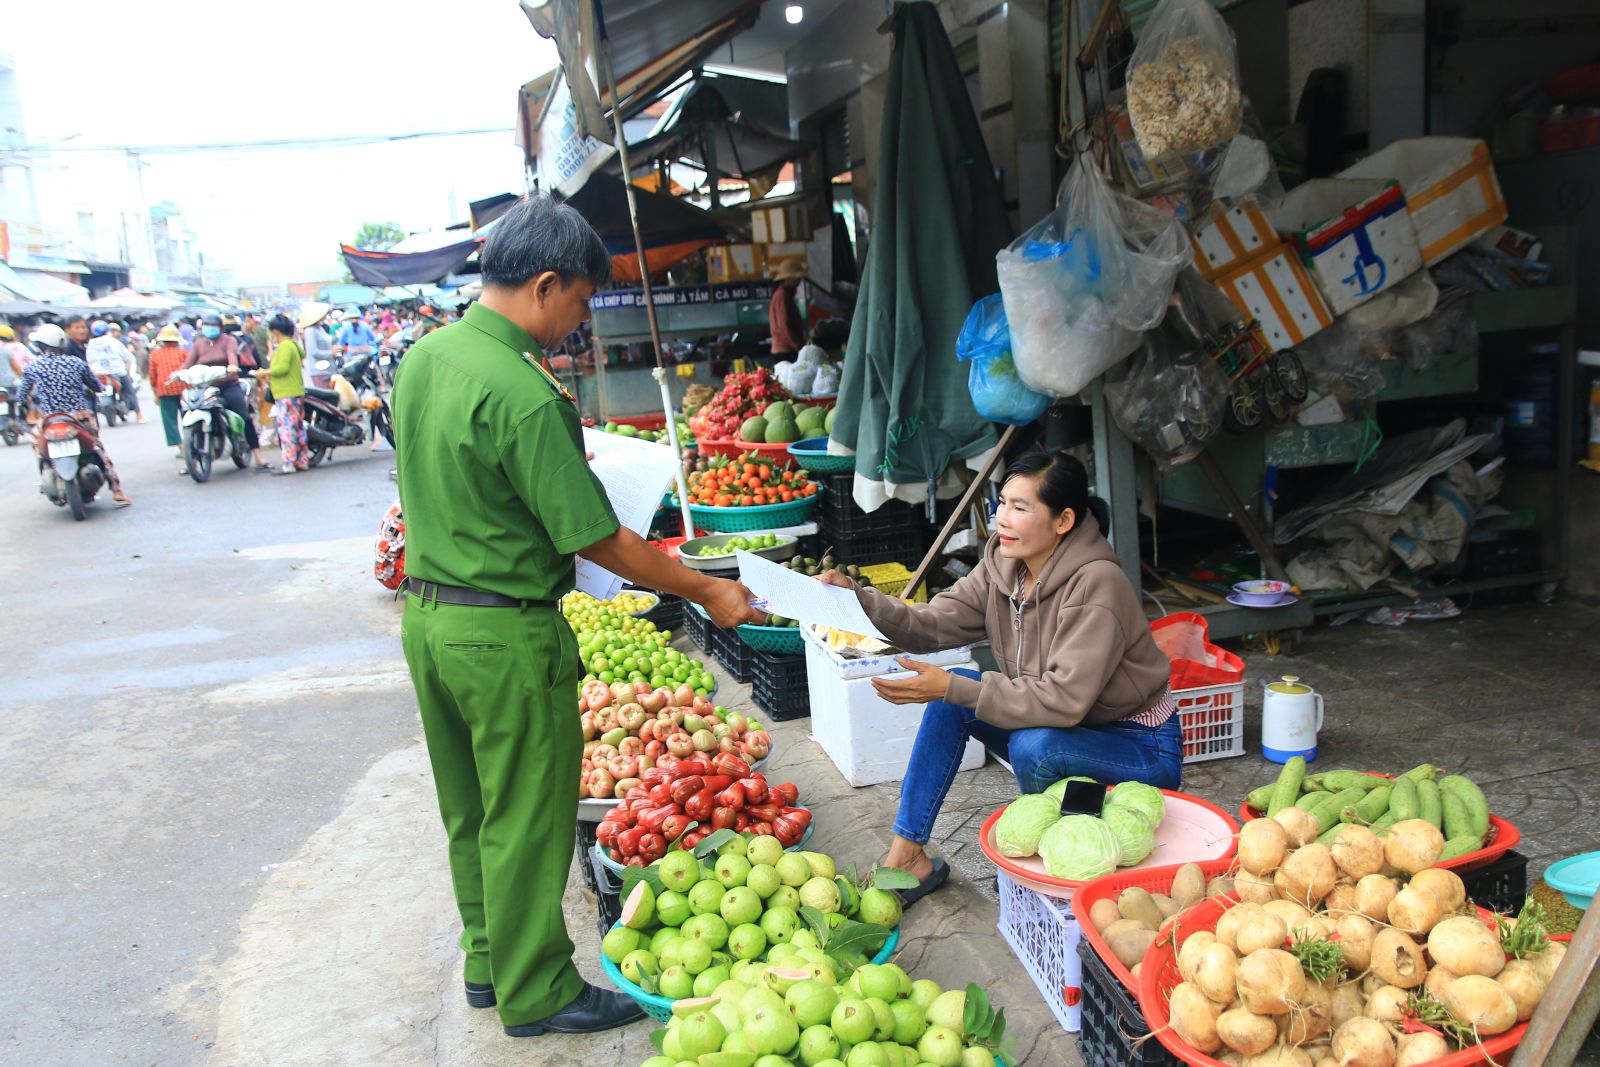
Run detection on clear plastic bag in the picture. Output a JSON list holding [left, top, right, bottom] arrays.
[[955, 295, 1051, 426], [996, 159, 1191, 398], [1127, 0, 1243, 158]]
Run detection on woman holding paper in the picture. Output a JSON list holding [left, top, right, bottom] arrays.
[[818, 450, 1177, 906]]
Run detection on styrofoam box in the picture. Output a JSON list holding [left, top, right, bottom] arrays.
[[1266, 178, 1424, 316], [1337, 137, 1507, 266], [802, 624, 986, 787]]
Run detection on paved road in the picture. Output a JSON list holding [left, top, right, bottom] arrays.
[[0, 413, 408, 1066]]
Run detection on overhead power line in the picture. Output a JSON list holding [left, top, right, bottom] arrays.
[[0, 127, 516, 156]]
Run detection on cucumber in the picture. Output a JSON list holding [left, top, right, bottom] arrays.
[[1441, 790, 1474, 841], [1268, 756, 1307, 817], [1354, 784, 1394, 824], [1318, 822, 1345, 845], [1401, 763, 1438, 782], [1416, 778, 1442, 829], [1440, 775, 1490, 837], [1296, 791, 1332, 811], [1309, 787, 1366, 833], [1370, 811, 1400, 836], [1440, 834, 1485, 861], [1247, 784, 1276, 812], [1313, 770, 1386, 793], [1389, 776, 1420, 822]]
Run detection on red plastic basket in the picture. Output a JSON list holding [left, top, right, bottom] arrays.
[[1138, 897, 1569, 1067], [1238, 776, 1521, 874], [695, 438, 801, 465], [1076, 858, 1240, 995]]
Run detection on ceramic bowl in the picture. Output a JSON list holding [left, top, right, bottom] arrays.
[[1231, 579, 1293, 606]]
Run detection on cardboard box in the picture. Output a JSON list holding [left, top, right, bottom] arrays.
[[1213, 245, 1335, 352], [1190, 198, 1278, 280], [802, 625, 985, 787], [1266, 178, 1424, 316], [1338, 137, 1507, 265], [706, 243, 766, 283], [764, 242, 808, 278]]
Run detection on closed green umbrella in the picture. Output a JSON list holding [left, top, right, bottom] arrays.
[[830, 0, 1013, 507]]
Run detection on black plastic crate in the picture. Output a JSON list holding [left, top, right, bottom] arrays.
[[818, 525, 925, 568], [1460, 850, 1529, 915], [641, 591, 685, 635], [574, 821, 624, 939], [683, 602, 712, 652], [712, 623, 756, 683], [817, 473, 921, 536], [1077, 938, 1178, 1067], [750, 649, 810, 722]]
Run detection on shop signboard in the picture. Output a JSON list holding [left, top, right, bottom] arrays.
[[537, 73, 616, 197]]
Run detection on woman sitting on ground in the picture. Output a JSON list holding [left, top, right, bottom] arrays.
[[818, 450, 1177, 906]]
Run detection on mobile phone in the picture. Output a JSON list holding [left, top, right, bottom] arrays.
[[1058, 779, 1109, 817]]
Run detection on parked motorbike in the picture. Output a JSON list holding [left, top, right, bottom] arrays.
[[35, 413, 108, 520], [172, 364, 254, 483], [0, 385, 18, 445], [300, 378, 394, 467], [375, 335, 411, 387], [96, 374, 132, 425], [337, 352, 385, 396]]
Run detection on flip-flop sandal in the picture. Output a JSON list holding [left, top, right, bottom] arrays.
[[895, 857, 950, 911], [112, 499, 133, 509]]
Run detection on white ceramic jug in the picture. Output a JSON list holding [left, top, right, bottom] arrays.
[[1262, 675, 1323, 763]]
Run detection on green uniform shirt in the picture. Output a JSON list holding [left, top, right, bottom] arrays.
[[391, 302, 618, 601]]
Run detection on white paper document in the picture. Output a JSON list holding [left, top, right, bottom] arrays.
[[735, 550, 887, 640], [575, 428, 681, 599]]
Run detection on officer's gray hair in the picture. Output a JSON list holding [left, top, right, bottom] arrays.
[[480, 195, 611, 290]]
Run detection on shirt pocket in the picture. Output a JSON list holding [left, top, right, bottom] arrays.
[[444, 641, 508, 654]]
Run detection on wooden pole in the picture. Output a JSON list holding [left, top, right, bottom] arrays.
[[903, 425, 1019, 601], [1195, 450, 1292, 584], [595, 0, 693, 536]]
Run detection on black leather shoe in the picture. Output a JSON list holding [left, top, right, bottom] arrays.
[[503, 982, 645, 1037], [464, 981, 495, 1009]]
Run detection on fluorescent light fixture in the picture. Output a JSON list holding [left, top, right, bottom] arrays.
[[785, 3, 804, 24]]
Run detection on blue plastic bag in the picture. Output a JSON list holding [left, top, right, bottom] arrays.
[[955, 295, 1052, 426]]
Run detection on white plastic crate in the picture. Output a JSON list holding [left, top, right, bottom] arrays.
[[996, 870, 1083, 1033], [1175, 681, 1246, 764]]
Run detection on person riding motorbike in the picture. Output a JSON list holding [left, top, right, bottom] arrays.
[[86, 320, 147, 423], [181, 311, 266, 469], [335, 313, 378, 360], [16, 323, 133, 507]]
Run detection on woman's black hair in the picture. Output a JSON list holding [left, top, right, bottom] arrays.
[[267, 313, 295, 337], [1001, 450, 1112, 534]]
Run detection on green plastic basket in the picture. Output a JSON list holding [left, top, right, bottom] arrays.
[[686, 489, 821, 532], [599, 920, 901, 1024], [787, 437, 855, 474], [737, 623, 805, 655]]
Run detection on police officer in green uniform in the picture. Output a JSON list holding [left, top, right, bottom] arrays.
[[391, 196, 763, 1038]]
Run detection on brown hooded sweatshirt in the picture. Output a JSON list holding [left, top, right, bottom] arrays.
[[855, 514, 1170, 731]]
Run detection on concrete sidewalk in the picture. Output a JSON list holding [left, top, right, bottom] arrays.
[[202, 597, 1600, 1066]]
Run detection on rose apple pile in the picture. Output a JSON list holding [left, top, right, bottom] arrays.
[[690, 367, 791, 441], [687, 454, 817, 509], [563, 591, 716, 694], [595, 755, 805, 865], [580, 679, 772, 801]]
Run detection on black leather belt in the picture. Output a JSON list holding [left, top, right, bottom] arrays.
[[406, 578, 556, 610]]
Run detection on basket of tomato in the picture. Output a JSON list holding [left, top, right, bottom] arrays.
[[684, 454, 822, 532]]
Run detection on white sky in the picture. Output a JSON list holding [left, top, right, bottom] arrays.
[[7, 0, 558, 285]]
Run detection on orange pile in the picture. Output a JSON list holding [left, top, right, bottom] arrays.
[[687, 453, 819, 508]]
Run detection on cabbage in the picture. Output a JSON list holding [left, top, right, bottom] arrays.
[[1101, 804, 1156, 867], [1042, 776, 1097, 803], [994, 795, 1061, 858], [1104, 781, 1166, 829], [1037, 814, 1122, 880]]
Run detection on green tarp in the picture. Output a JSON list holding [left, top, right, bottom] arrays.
[[830, 0, 1013, 510]]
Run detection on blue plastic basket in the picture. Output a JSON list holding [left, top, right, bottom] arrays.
[[787, 437, 855, 474], [686, 489, 822, 532], [600, 921, 902, 1024]]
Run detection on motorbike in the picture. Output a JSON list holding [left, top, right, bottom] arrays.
[[35, 413, 108, 520], [172, 364, 254, 483], [300, 375, 394, 467], [96, 374, 132, 425], [375, 335, 411, 388], [336, 351, 385, 397], [0, 385, 18, 445]]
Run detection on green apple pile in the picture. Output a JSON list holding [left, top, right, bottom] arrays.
[[563, 591, 716, 694], [644, 969, 1007, 1067], [601, 835, 906, 993]]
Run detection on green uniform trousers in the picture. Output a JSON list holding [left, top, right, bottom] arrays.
[[401, 594, 584, 1027]]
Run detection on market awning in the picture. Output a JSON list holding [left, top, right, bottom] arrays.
[[88, 287, 179, 310], [606, 82, 809, 182], [561, 171, 730, 279], [340, 237, 483, 288], [0, 261, 92, 304]]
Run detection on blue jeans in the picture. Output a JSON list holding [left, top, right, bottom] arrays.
[[893, 669, 1185, 845]]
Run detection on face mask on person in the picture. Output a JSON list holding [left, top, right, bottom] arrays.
[[202, 326, 221, 339]]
